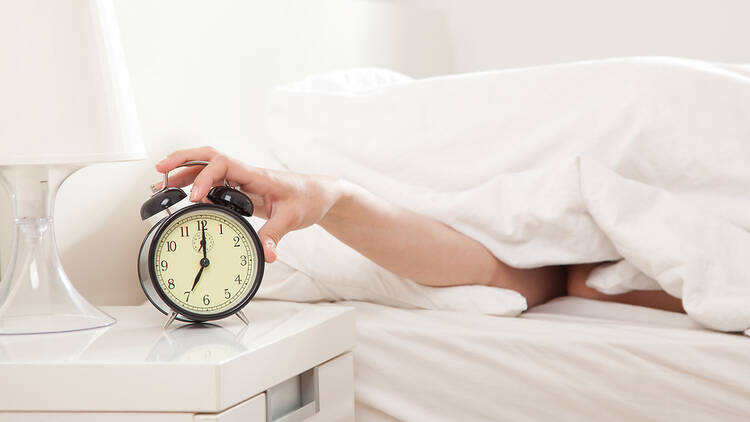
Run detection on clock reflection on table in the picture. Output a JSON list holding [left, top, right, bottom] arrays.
[[146, 322, 248, 362]]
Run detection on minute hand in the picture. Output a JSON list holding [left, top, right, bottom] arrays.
[[201, 224, 207, 259], [192, 225, 209, 292]]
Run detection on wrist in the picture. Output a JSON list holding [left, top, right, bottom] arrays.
[[319, 177, 357, 228]]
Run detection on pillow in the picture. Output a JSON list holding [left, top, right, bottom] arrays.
[[255, 218, 527, 316]]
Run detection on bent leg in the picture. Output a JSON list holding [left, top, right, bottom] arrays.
[[566, 264, 685, 313]]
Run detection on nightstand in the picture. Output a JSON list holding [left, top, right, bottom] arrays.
[[0, 300, 355, 421]]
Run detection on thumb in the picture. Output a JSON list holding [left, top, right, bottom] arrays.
[[257, 211, 296, 264]]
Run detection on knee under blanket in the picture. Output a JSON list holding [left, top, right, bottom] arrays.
[[268, 57, 750, 332]]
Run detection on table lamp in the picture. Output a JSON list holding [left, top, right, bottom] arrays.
[[0, 0, 146, 334]]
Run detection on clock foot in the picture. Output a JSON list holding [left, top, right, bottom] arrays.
[[236, 310, 249, 326], [164, 311, 178, 329]]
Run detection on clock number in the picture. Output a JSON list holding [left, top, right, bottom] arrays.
[[233, 236, 240, 247], [167, 278, 175, 289], [166, 241, 177, 252], [196, 220, 207, 230], [184, 291, 190, 302], [235, 274, 242, 284], [219, 224, 224, 235], [203, 294, 210, 305], [181, 226, 189, 237], [240, 255, 247, 266], [224, 289, 231, 299], [160, 260, 168, 271]]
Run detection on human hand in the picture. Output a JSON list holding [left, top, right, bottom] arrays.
[[153, 146, 343, 263]]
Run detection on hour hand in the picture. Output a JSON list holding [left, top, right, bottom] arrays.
[[191, 266, 204, 292]]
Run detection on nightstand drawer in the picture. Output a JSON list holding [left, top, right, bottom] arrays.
[[0, 352, 353, 422], [197, 351, 354, 422], [195, 393, 266, 422], [302, 351, 354, 422]]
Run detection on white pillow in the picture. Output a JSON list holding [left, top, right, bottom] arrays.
[[255, 220, 527, 316]]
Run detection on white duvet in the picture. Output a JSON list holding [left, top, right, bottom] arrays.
[[267, 57, 750, 333]]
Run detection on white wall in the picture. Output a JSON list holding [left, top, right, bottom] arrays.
[[410, 0, 750, 72]]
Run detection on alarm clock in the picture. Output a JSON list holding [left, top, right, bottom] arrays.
[[137, 161, 264, 328]]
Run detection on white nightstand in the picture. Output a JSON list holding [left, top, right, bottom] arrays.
[[0, 300, 355, 422]]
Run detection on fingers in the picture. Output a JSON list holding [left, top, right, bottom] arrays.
[[165, 166, 203, 188], [155, 146, 220, 173], [257, 209, 297, 263], [227, 162, 272, 196], [246, 193, 267, 218], [155, 147, 273, 202], [149, 165, 217, 192], [191, 154, 230, 201], [154, 147, 293, 265]]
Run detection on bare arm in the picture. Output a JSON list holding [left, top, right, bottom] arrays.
[[321, 180, 566, 304], [320, 180, 502, 286], [156, 147, 565, 306]]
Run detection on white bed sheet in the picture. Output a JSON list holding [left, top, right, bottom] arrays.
[[348, 297, 750, 421]]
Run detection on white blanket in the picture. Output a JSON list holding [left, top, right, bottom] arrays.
[[268, 57, 750, 332]]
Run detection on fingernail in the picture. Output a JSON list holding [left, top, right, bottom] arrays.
[[265, 238, 276, 250], [265, 238, 277, 262], [150, 182, 162, 193], [190, 186, 200, 201]]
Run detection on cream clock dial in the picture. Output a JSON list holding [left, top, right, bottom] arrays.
[[140, 203, 264, 324], [153, 208, 258, 316]]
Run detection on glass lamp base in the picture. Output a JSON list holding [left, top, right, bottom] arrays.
[[0, 312, 115, 335], [0, 165, 116, 335]]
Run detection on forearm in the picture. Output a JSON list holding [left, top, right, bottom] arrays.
[[319, 180, 503, 287], [156, 146, 566, 306]]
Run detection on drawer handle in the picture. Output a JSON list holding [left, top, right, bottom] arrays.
[[266, 367, 319, 422], [273, 401, 317, 422]]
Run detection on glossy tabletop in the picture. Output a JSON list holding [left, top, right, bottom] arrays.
[[0, 300, 355, 413]]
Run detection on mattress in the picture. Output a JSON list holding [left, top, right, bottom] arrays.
[[347, 297, 750, 421]]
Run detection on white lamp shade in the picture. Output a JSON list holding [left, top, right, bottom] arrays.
[[0, 0, 145, 165]]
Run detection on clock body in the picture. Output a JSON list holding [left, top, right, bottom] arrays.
[[138, 203, 264, 322]]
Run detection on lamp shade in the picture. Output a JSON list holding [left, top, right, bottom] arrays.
[[0, 0, 145, 165]]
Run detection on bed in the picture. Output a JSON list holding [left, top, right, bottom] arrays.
[[348, 298, 750, 421], [257, 60, 750, 420]]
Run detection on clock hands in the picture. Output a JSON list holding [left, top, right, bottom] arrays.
[[191, 265, 204, 292], [191, 223, 210, 292], [201, 223, 207, 260]]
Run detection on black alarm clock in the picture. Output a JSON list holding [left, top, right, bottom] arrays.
[[138, 161, 264, 328]]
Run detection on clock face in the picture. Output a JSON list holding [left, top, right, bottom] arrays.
[[150, 206, 262, 319]]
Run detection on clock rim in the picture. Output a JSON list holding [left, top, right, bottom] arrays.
[[147, 203, 265, 322]]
